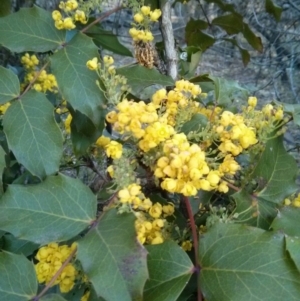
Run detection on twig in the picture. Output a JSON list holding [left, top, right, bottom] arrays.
[[183, 196, 202, 301], [32, 247, 77, 301], [81, 6, 123, 34], [160, 0, 178, 80]]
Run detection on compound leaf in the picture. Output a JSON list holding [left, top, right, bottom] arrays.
[[0, 174, 97, 245], [3, 90, 63, 179], [77, 209, 148, 301]]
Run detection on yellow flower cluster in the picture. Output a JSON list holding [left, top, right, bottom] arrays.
[[0, 103, 10, 115], [64, 113, 72, 134], [117, 183, 174, 244], [95, 134, 123, 160], [20, 53, 58, 93], [52, 0, 87, 30], [35, 242, 77, 293], [129, 6, 162, 42], [284, 193, 300, 207]]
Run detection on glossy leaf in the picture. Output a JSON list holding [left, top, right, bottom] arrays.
[[0, 252, 37, 301], [0, 174, 97, 244], [250, 135, 298, 203], [86, 27, 132, 57], [212, 13, 243, 34], [286, 236, 300, 273], [1, 234, 38, 256], [144, 241, 194, 301], [77, 209, 148, 301], [271, 206, 300, 237], [266, 0, 282, 22], [0, 6, 65, 52], [51, 33, 106, 126], [181, 113, 208, 135], [0, 66, 19, 104], [117, 65, 174, 95], [199, 223, 300, 301], [3, 90, 63, 179]]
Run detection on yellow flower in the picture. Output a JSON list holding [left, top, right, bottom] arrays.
[[162, 203, 175, 216], [134, 13, 144, 23], [181, 240, 193, 251], [141, 6, 151, 15], [149, 203, 163, 218], [81, 291, 90, 301], [63, 17, 76, 30], [86, 57, 98, 71], [96, 136, 110, 147], [149, 9, 162, 21], [106, 165, 114, 178], [52, 10, 62, 21], [248, 96, 257, 107], [64, 113, 72, 134], [74, 10, 87, 24], [105, 141, 123, 159], [103, 55, 114, 66], [65, 0, 78, 11]]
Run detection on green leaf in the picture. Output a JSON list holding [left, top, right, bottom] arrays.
[[224, 38, 250, 67], [0, 174, 97, 244], [51, 33, 106, 126], [144, 241, 194, 301], [0, 146, 6, 196], [286, 236, 300, 273], [271, 206, 300, 237], [117, 65, 175, 95], [279, 102, 300, 126], [0, 252, 37, 301], [0, 66, 20, 104], [3, 90, 63, 179], [2, 234, 38, 256], [181, 113, 208, 135], [250, 136, 298, 203], [0, 6, 65, 52], [205, 0, 235, 13], [266, 0, 282, 22], [77, 209, 148, 301], [212, 13, 243, 34], [0, 0, 11, 17], [40, 294, 68, 301], [86, 27, 132, 57], [199, 223, 300, 301], [185, 22, 215, 51], [232, 189, 277, 230], [242, 23, 263, 52]]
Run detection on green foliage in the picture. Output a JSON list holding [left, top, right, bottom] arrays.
[[265, 0, 283, 22], [0, 2, 299, 301]]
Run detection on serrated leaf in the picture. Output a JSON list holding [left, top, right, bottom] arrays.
[[250, 136, 298, 203], [181, 113, 208, 135], [2, 234, 38, 256], [0, 252, 37, 301], [117, 65, 174, 95], [40, 294, 68, 301], [3, 90, 63, 179], [0, 66, 20, 104], [199, 223, 300, 301], [242, 23, 263, 52], [271, 206, 300, 237], [77, 209, 148, 301], [51, 33, 106, 126], [232, 189, 277, 230], [0, 6, 65, 52], [86, 27, 132, 57], [286, 236, 300, 273], [144, 241, 194, 301], [212, 13, 243, 34], [0, 174, 97, 244], [266, 0, 282, 22]]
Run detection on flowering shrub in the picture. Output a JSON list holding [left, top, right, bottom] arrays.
[[0, 1, 299, 301]]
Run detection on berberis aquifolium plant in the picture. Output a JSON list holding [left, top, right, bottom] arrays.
[[0, 0, 300, 301]]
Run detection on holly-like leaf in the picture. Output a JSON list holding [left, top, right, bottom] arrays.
[[0, 66, 20, 104], [3, 90, 63, 179], [0, 252, 37, 301], [181, 113, 208, 135], [0, 174, 97, 245], [266, 0, 282, 22], [143, 241, 194, 301], [51, 33, 106, 127], [77, 209, 148, 301], [286, 236, 300, 273], [212, 13, 244, 34], [117, 65, 174, 95], [271, 206, 300, 237], [0, 6, 65, 53], [2, 234, 38, 256], [199, 223, 300, 301], [86, 27, 132, 57], [250, 136, 298, 203]]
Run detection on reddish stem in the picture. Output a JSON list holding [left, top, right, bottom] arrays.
[[183, 196, 203, 301], [32, 246, 77, 301], [81, 6, 123, 34]]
